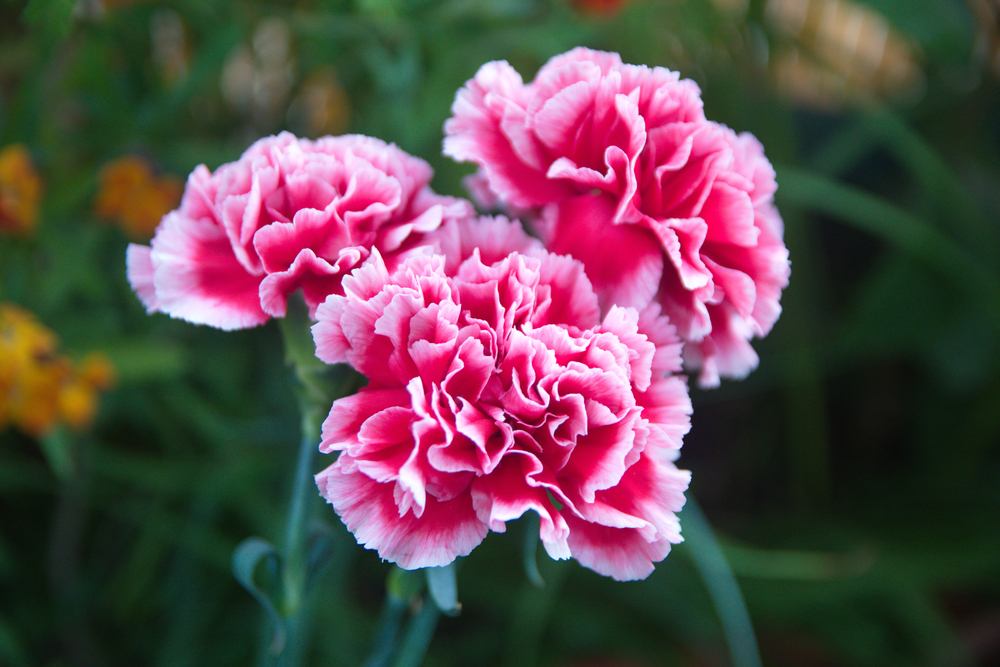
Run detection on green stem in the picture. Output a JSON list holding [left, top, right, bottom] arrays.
[[362, 596, 409, 667], [281, 427, 319, 619], [683, 498, 762, 667], [272, 295, 335, 667], [391, 601, 441, 667]]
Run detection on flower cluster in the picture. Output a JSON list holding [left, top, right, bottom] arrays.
[[0, 304, 115, 437], [127, 48, 789, 580]]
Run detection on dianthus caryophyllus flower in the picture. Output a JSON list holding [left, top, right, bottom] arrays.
[[312, 248, 691, 580], [443, 48, 790, 386], [127, 132, 473, 329]]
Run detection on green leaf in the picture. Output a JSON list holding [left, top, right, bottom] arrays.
[[522, 511, 544, 587], [232, 537, 286, 655], [100, 340, 188, 383], [38, 426, 74, 481], [775, 166, 1000, 316], [361, 594, 408, 667], [390, 600, 440, 667], [682, 498, 762, 667], [20, 0, 74, 41], [721, 540, 875, 581], [305, 520, 342, 587], [425, 563, 459, 616]]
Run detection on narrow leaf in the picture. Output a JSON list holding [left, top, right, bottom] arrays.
[[775, 166, 1000, 315], [232, 537, 286, 655], [361, 595, 408, 667], [682, 498, 762, 667], [39, 427, 74, 481], [391, 601, 440, 667], [305, 520, 341, 586]]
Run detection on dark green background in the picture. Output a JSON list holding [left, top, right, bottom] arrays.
[[1, 0, 998, 665]]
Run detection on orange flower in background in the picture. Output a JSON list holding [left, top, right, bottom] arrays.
[[0, 304, 115, 438], [0, 144, 42, 236], [94, 156, 182, 239]]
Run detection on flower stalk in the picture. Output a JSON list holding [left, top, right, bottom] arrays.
[[362, 566, 447, 667], [244, 293, 351, 667]]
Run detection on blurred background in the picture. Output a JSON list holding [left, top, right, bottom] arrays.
[[1, 0, 998, 665]]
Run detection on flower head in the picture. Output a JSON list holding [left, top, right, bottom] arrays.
[[443, 48, 790, 386], [0, 144, 42, 237], [312, 249, 690, 580], [127, 132, 473, 330]]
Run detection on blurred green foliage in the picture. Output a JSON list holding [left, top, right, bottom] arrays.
[[1, 0, 999, 665]]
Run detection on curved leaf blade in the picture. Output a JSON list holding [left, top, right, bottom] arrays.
[[232, 537, 286, 655]]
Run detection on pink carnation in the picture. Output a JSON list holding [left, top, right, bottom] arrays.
[[127, 132, 473, 329], [312, 249, 691, 580], [443, 47, 790, 386]]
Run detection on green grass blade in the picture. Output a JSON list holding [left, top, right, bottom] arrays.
[[682, 498, 762, 667]]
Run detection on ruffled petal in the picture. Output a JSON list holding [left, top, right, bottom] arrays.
[[317, 458, 488, 569], [259, 247, 366, 318], [313, 243, 693, 577], [147, 212, 267, 330], [543, 194, 663, 311], [442, 49, 787, 386], [131, 132, 470, 330], [470, 452, 572, 560], [443, 60, 575, 208], [563, 454, 689, 581], [126, 244, 159, 312]]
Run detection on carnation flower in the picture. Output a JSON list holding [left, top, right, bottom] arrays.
[[443, 47, 790, 386], [312, 249, 691, 580], [127, 132, 473, 330]]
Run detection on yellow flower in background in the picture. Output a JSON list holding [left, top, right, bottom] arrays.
[[58, 354, 116, 430], [0, 304, 115, 438], [0, 144, 43, 236], [94, 156, 182, 240]]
